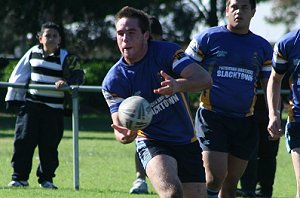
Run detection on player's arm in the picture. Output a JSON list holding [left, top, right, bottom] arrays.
[[267, 68, 284, 139], [111, 112, 137, 144], [154, 63, 212, 95]]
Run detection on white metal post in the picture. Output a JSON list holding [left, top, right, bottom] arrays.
[[71, 87, 80, 190]]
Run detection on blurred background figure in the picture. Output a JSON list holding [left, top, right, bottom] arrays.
[[237, 93, 281, 198]]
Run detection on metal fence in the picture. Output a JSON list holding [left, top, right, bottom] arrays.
[[0, 82, 102, 190], [0, 82, 290, 190]]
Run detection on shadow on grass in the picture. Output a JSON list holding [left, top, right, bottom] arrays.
[[0, 112, 113, 134]]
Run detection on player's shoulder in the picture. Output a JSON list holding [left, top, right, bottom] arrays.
[[193, 25, 226, 41], [278, 28, 300, 45], [249, 31, 273, 50]]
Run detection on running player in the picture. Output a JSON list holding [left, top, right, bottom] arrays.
[[267, 28, 300, 198], [102, 6, 212, 198], [185, 0, 273, 197]]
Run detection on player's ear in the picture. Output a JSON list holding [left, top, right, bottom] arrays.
[[144, 31, 150, 41], [251, 8, 256, 17], [38, 35, 43, 44]]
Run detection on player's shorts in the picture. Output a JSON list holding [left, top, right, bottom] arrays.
[[285, 122, 300, 153], [136, 139, 206, 183], [195, 108, 258, 160]]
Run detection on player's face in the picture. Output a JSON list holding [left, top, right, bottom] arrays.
[[226, 0, 255, 34], [116, 17, 149, 65], [39, 28, 61, 54]]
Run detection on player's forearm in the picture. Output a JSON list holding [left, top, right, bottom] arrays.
[[178, 63, 212, 93], [267, 77, 282, 117]]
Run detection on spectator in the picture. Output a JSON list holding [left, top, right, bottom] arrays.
[[5, 22, 84, 189]]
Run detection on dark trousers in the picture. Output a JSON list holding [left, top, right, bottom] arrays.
[[11, 101, 64, 183], [240, 117, 280, 197]]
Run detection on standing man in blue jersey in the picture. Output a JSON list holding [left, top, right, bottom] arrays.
[[185, 0, 273, 197], [267, 28, 300, 198], [102, 6, 212, 198], [5, 22, 84, 189]]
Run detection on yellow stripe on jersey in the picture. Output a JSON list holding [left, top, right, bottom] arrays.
[[288, 100, 295, 122], [179, 92, 198, 143], [173, 49, 191, 68], [199, 66, 213, 110], [274, 51, 288, 64], [246, 94, 257, 117]]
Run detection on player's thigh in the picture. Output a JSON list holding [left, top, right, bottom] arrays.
[[227, 153, 248, 181], [202, 150, 228, 181], [146, 154, 182, 191], [291, 148, 300, 180]]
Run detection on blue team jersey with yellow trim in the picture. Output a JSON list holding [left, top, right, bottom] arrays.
[[185, 25, 273, 117], [272, 29, 300, 122], [102, 41, 197, 144]]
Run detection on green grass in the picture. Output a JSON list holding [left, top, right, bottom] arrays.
[[0, 113, 297, 197]]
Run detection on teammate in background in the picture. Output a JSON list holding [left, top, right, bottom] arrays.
[[267, 28, 300, 198], [102, 6, 212, 197], [185, 0, 273, 197], [129, 15, 164, 194], [238, 92, 280, 198], [5, 22, 84, 189]]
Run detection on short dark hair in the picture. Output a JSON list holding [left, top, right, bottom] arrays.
[[115, 6, 150, 34], [226, 0, 256, 9], [149, 16, 162, 36], [39, 22, 61, 36]]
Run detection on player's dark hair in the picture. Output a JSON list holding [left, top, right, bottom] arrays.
[[38, 22, 61, 36], [149, 16, 162, 36], [115, 6, 150, 34], [226, 0, 256, 9]]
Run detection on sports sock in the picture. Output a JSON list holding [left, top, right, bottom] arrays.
[[207, 188, 219, 198]]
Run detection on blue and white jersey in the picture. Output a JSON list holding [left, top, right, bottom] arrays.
[[185, 25, 273, 117], [102, 41, 197, 144], [272, 28, 300, 122]]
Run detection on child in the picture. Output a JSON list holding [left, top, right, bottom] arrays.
[[5, 22, 84, 189]]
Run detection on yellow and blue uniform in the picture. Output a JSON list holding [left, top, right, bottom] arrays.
[[102, 40, 206, 182], [272, 29, 300, 153], [186, 25, 272, 117], [273, 29, 300, 122], [102, 41, 197, 145], [185, 25, 273, 160]]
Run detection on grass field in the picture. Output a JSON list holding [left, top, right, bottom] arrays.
[[0, 113, 297, 197]]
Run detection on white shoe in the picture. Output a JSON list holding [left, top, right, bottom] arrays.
[[129, 178, 148, 194], [8, 180, 29, 187]]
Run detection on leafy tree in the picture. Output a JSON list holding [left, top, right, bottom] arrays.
[[0, 0, 270, 60], [265, 0, 300, 32]]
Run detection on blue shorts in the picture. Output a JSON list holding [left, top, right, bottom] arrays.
[[136, 139, 206, 183], [195, 108, 258, 160], [285, 122, 300, 153]]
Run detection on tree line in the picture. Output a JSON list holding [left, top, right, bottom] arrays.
[[0, 0, 298, 60]]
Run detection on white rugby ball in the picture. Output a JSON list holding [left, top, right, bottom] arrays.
[[118, 96, 153, 131]]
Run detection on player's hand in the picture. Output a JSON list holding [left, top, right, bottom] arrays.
[[55, 80, 67, 88], [111, 124, 137, 144], [267, 115, 283, 140], [153, 70, 178, 95]]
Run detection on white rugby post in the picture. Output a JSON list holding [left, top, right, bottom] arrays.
[[0, 82, 102, 190]]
